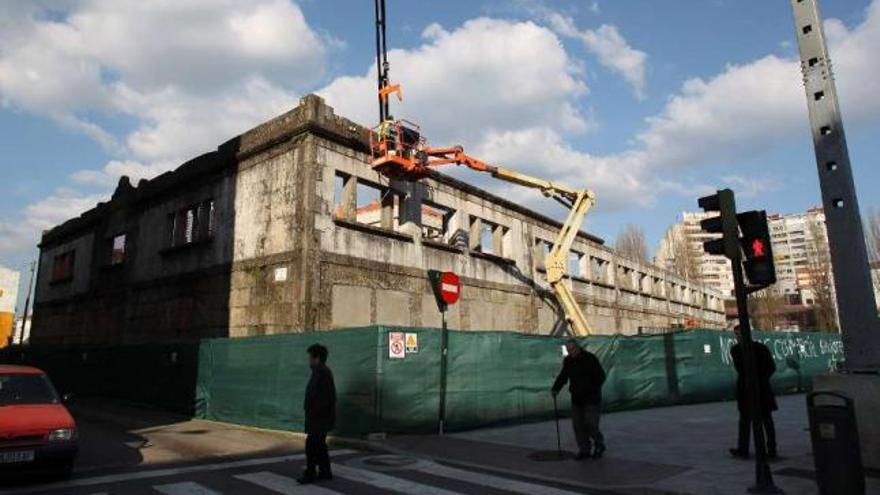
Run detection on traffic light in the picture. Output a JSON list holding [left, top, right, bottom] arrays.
[[737, 210, 777, 288], [697, 189, 739, 259]]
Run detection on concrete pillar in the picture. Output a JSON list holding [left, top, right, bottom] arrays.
[[469, 217, 482, 251]]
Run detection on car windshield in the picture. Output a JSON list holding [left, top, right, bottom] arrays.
[[0, 374, 60, 406]]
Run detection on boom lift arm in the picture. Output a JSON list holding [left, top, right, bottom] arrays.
[[369, 0, 595, 336]]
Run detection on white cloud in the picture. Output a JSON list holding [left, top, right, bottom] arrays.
[[319, 18, 589, 147], [542, 13, 647, 99], [0, 0, 325, 160], [0, 0, 326, 258], [0, 190, 105, 256]]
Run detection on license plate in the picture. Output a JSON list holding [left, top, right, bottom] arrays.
[[0, 450, 35, 464]]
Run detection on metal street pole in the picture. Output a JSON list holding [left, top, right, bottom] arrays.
[[731, 255, 782, 494], [789, 0, 879, 369], [439, 309, 448, 435], [18, 260, 36, 346]]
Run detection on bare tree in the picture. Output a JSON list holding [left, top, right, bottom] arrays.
[[749, 288, 786, 331], [803, 219, 838, 332], [615, 224, 649, 263], [669, 227, 701, 281], [866, 208, 880, 311], [866, 207, 880, 262]]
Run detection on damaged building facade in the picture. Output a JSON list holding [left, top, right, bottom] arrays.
[[31, 95, 725, 345]]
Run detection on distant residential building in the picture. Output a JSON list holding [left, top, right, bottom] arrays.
[[655, 212, 735, 297], [0, 266, 20, 347], [767, 208, 830, 301]]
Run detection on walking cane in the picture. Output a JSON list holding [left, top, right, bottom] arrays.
[[552, 393, 562, 456]]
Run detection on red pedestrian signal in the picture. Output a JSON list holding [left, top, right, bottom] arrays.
[[751, 238, 766, 259], [737, 210, 776, 288]]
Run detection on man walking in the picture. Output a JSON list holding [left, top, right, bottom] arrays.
[[729, 325, 778, 459], [552, 338, 607, 460], [298, 344, 337, 484]]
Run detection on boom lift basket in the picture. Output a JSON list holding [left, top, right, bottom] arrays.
[[370, 120, 430, 181]]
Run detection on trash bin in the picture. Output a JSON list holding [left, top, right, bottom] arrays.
[[807, 391, 865, 495]]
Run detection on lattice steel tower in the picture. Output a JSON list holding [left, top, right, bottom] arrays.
[[790, 0, 879, 370]]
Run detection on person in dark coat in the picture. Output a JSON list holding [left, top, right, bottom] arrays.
[[729, 325, 778, 459], [298, 344, 337, 485], [552, 338, 607, 460]]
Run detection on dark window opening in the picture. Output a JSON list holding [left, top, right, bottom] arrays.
[[51, 250, 75, 283], [832, 198, 845, 208], [802, 25, 813, 35], [813, 91, 825, 101], [168, 199, 215, 248], [820, 125, 832, 136], [110, 234, 126, 265], [421, 202, 454, 240], [825, 161, 838, 172], [808, 57, 819, 67]]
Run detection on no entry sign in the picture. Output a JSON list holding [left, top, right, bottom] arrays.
[[428, 270, 461, 311], [438, 272, 460, 305]]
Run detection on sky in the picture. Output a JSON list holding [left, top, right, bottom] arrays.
[[1, 0, 879, 312]]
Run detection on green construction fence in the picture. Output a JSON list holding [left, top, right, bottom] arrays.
[[194, 327, 843, 436]]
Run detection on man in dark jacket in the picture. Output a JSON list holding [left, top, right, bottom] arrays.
[[729, 326, 778, 459], [298, 344, 337, 484], [552, 338, 607, 459]]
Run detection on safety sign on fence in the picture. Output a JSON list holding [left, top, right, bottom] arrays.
[[405, 333, 419, 354], [389, 332, 405, 359]]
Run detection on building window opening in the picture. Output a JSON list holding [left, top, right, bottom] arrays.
[[473, 219, 507, 257], [421, 202, 453, 240], [568, 251, 582, 278], [168, 199, 214, 248], [52, 250, 75, 283], [110, 234, 126, 265], [802, 24, 812, 35]]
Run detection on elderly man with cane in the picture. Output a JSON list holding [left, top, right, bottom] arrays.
[[552, 338, 607, 460]]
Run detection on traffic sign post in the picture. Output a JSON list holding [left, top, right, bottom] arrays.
[[428, 270, 461, 435]]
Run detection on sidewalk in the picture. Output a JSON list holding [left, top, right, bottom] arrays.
[[378, 394, 879, 494], [69, 399, 307, 473]]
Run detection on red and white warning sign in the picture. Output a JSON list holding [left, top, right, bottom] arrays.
[[389, 332, 405, 359], [439, 272, 461, 305]]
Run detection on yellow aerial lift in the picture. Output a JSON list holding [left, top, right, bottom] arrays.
[[369, 0, 596, 336]]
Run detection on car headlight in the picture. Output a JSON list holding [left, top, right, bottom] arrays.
[[47, 428, 77, 442]]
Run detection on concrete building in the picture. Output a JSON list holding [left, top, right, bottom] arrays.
[[0, 266, 20, 347], [655, 212, 735, 297], [31, 95, 724, 345]]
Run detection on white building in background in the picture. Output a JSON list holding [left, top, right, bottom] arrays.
[[655, 212, 735, 297], [656, 208, 833, 306], [767, 207, 830, 302]]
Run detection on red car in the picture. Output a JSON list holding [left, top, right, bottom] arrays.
[[0, 366, 78, 476]]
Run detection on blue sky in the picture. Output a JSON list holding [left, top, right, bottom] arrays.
[[1, 0, 878, 311]]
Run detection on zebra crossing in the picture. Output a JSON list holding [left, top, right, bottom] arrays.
[[4, 450, 592, 495]]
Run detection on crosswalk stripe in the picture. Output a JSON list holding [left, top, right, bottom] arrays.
[[234, 471, 343, 494], [154, 481, 223, 495], [1, 450, 358, 494], [415, 461, 584, 495], [332, 464, 463, 495]]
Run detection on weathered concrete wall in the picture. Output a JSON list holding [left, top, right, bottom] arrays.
[[31, 94, 724, 344]]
